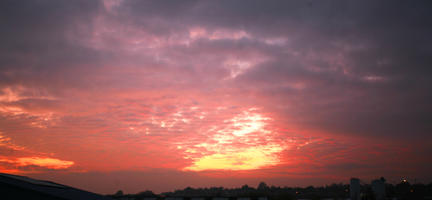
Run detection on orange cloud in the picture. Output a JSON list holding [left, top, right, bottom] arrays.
[[16, 157, 74, 169], [0, 132, 26, 151], [0, 157, 74, 171]]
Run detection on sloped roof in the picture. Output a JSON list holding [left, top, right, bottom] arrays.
[[0, 173, 112, 200]]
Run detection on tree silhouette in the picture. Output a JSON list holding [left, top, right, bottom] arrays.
[[114, 190, 123, 196], [258, 182, 269, 191]]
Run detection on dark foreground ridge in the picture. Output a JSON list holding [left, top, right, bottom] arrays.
[[0, 173, 112, 200]]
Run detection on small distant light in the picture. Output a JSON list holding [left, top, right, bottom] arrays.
[[410, 189, 414, 193]]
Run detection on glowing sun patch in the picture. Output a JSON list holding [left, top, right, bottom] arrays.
[[184, 144, 283, 171], [182, 108, 285, 171]]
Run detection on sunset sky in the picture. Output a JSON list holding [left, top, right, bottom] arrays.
[[1, 0, 432, 194]]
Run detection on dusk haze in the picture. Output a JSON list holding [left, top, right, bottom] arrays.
[[0, 0, 431, 196]]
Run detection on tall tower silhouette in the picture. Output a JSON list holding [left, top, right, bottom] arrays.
[[350, 178, 360, 200]]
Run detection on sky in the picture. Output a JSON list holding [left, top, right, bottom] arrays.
[[1, 0, 432, 194]]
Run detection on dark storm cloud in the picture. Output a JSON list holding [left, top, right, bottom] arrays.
[[0, 0, 104, 90], [115, 0, 432, 138]]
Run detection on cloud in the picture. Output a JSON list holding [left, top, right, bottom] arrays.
[[15, 157, 74, 169], [0, 157, 74, 170], [0, 131, 75, 173]]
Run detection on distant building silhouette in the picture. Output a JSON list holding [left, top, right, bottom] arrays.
[[371, 178, 386, 200], [350, 178, 360, 200]]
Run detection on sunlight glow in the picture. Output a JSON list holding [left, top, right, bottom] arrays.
[[184, 145, 283, 171], [183, 108, 285, 171]]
